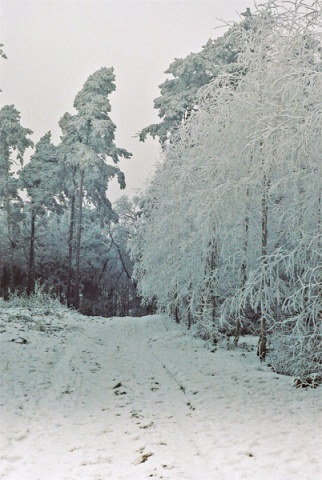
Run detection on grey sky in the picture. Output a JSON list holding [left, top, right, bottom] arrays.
[[1, 0, 252, 200]]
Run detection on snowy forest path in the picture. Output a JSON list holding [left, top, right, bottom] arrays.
[[60, 314, 220, 479], [1, 314, 222, 479], [96, 315, 217, 479], [1, 312, 321, 480]]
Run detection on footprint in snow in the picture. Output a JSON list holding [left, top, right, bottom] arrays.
[[139, 421, 154, 429], [114, 390, 127, 395], [10, 337, 28, 344], [134, 451, 154, 464]]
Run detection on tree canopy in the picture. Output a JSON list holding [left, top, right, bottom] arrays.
[[138, 8, 254, 147]]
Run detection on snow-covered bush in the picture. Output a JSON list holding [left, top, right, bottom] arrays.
[[2, 282, 77, 333], [6, 281, 65, 320], [267, 329, 322, 378]]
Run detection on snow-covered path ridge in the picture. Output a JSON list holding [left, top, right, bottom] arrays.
[[1, 310, 321, 479]]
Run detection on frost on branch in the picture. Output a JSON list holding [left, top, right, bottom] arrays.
[[131, 0, 322, 379]]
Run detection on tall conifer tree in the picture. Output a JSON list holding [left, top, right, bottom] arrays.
[[20, 132, 62, 294], [0, 105, 32, 294], [59, 67, 132, 309]]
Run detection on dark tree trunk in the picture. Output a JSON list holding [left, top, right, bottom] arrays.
[[206, 240, 217, 325], [67, 194, 75, 307], [241, 186, 250, 288], [234, 317, 241, 346], [27, 208, 36, 295], [236, 186, 250, 346], [257, 317, 267, 361], [262, 172, 268, 259], [74, 169, 84, 310], [3, 154, 14, 292], [5, 187, 14, 292], [175, 304, 180, 324]]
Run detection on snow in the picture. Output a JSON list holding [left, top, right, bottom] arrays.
[[0, 306, 321, 480]]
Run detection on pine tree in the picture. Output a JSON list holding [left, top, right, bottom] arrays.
[[0, 105, 33, 295], [59, 67, 132, 309], [19, 132, 63, 294], [138, 10, 255, 147]]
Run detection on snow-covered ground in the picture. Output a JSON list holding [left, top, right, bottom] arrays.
[[0, 305, 321, 480]]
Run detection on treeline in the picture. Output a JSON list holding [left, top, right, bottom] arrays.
[[0, 68, 143, 316], [130, 1, 322, 377]]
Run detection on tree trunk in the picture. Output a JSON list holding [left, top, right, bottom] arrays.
[[257, 316, 267, 361], [259, 166, 269, 358], [261, 172, 268, 259], [27, 208, 36, 295], [234, 318, 241, 346], [74, 169, 84, 310], [67, 194, 75, 307], [173, 285, 180, 323], [187, 309, 191, 329], [241, 186, 250, 287], [5, 175, 14, 292], [236, 186, 250, 346], [206, 240, 217, 325], [174, 303, 180, 324]]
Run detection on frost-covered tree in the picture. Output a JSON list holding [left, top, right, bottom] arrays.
[[109, 195, 144, 315], [19, 132, 63, 294], [59, 67, 132, 309], [0, 105, 33, 295], [29, 195, 141, 317], [214, 0, 322, 364], [138, 9, 254, 147], [132, 0, 322, 376]]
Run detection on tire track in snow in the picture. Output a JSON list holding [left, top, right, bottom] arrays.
[[104, 315, 221, 479]]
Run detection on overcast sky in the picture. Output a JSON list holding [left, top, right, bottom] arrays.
[[1, 0, 252, 200]]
